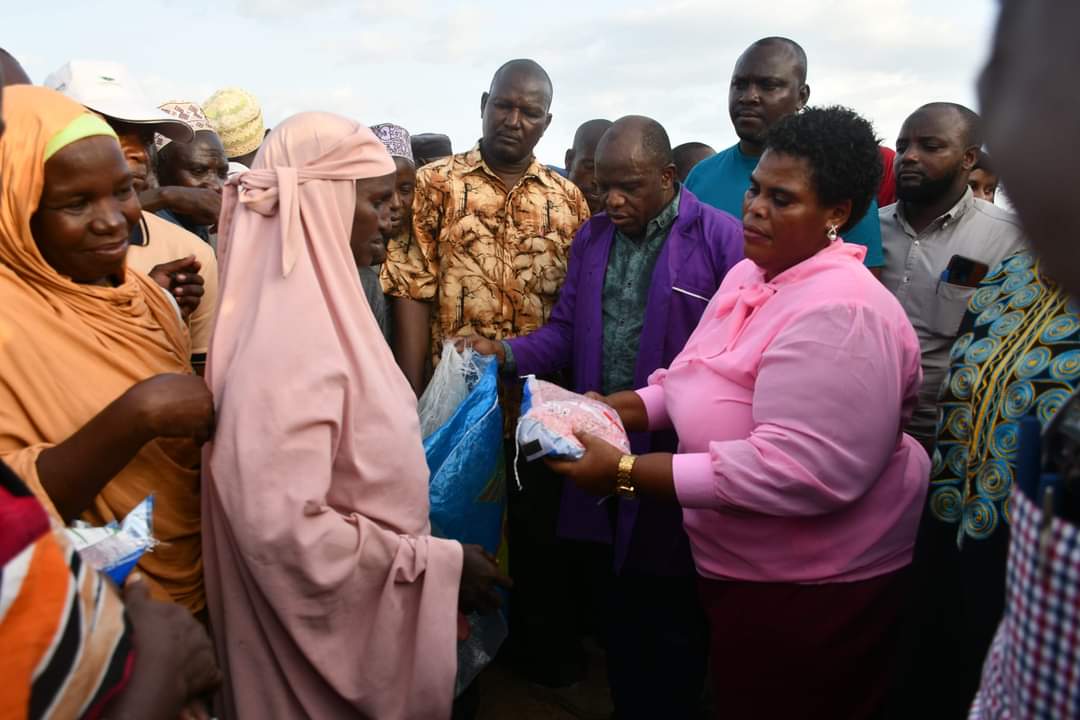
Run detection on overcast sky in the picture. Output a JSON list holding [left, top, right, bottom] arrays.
[[7, 0, 999, 166]]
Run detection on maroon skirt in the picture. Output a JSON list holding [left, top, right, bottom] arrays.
[[698, 567, 909, 720]]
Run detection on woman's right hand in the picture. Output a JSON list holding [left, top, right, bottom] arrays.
[[127, 374, 215, 444], [586, 390, 648, 433], [459, 544, 512, 614], [36, 374, 215, 523]]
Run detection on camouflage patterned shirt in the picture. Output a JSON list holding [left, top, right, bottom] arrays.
[[381, 144, 590, 363]]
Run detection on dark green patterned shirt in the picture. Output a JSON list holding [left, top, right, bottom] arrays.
[[600, 188, 680, 394]]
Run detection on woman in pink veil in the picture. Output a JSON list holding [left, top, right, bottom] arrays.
[[202, 112, 505, 719]]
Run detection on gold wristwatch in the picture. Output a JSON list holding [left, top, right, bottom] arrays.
[[615, 454, 638, 499]]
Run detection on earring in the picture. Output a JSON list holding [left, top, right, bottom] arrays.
[[826, 225, 838, 242]]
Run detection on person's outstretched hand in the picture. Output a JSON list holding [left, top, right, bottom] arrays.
[[454, 335, 506, 365], [459, 544, 512, 614]]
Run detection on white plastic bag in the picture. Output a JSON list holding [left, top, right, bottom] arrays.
[[65, 495, 156, 585], [415, 340, 508, 695], [417, 341, 485, 439]]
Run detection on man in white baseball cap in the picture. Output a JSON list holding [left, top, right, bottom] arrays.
[[45, 60, 192, 143], [45, 60, 222, 227], [46, 59, 220, 373]]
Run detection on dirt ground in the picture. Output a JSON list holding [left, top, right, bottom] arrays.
[[475, 642, 613, 720]]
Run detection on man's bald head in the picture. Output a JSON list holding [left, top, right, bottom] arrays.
[[489, 59, 553, 110], [0, 49, 31, 86], [730, 38, 810, 153], [481, 58, 555, 167], [598, 115, 674, 170], [913, 102, 983, 149], [896, 102, 983, 205], [595, 116, 677, 237], [673, 142, 716, 182], [572, 119, 613, 155], [566, 119, 614, 214], [743, 37, 807, 84]]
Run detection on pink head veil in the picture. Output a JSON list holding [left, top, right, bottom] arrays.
[[203, 113, 462, 717], [218, 111, 395, 278]]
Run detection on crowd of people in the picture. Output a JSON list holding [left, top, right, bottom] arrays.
[[2, 3, 1079, 717]]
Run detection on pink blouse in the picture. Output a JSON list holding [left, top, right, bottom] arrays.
[[637, 240, 929, 584]]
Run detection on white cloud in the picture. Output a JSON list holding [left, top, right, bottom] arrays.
[[4, 0, 999, 164]]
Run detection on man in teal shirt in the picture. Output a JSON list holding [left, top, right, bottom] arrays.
[[687, 36, 885, 269]]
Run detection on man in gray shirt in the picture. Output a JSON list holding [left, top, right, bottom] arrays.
[[881, 103, 1025, 448]]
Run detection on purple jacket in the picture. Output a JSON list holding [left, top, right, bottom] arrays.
[[508, 188, 743, 575]]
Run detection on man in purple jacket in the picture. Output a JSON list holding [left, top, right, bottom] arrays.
[[471, 115, 743, 719]]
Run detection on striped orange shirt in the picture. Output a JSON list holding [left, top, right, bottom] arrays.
[[0, 462, 133, 719]]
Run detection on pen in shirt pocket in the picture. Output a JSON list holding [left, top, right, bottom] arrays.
[[672, 286, 709, 302]]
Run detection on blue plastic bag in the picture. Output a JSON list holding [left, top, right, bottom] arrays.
[[418, 343, 508, 694], [421, 344, 505, 553]]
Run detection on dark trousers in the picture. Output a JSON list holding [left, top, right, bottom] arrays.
[[698, 568, 910, 720], [886, 509, 1010, 719], [607, 572, 709, 720], [505, 444, 609, 686]]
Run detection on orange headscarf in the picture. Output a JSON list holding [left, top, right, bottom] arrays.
[[0, 86, 204, 612]]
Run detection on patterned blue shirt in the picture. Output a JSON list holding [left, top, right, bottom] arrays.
[[930, 252, 1080, 543]]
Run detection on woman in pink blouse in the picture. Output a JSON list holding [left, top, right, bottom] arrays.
[[551, 107, 929, 719]]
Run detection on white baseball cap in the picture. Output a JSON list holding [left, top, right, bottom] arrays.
[[44, 60, 194, 143]]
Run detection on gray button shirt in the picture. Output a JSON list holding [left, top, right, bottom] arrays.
[[880, 187, 1025, 444]]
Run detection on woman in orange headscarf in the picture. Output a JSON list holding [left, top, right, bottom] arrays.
[[0, 85, 214, 613]]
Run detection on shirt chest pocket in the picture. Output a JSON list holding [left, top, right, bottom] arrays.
[[927, 280, 976, 337]]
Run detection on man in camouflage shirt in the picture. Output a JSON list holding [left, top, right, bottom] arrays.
[[383, 59, 591, 691], [382, 58, 589, 394]]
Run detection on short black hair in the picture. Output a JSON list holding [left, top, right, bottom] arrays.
[[571, 118, 613, 152], [673, 141, 713, 155], [411, 132, 453, 166], [764, 106, 882, 234], [673, 142, 715, 179], [974, 148, 995, 174], [916, 102, 983, 148], [489, 59, 553, 109], [749, 37, 808, 84]]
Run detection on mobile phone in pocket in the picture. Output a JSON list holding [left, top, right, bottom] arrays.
[[941, 255, 990, 287]]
